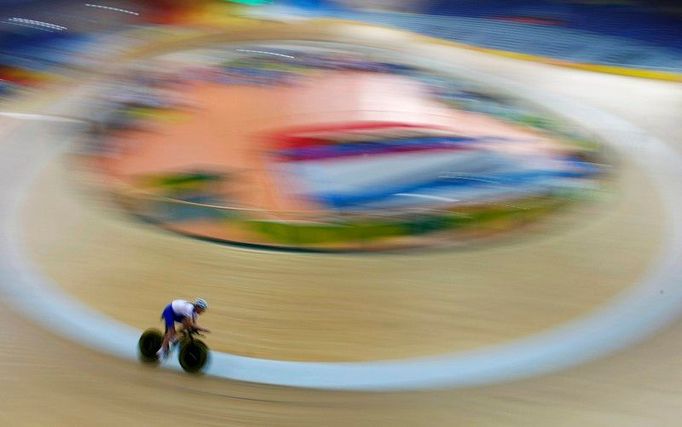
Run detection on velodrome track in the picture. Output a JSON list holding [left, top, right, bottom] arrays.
[[1, 22, 682, 425]]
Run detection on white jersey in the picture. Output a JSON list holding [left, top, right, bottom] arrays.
[[171, 299, 196, 320]]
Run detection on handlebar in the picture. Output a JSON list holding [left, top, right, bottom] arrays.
[[181, 327, 208, 337]]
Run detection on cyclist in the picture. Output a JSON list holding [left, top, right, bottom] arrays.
[[157, 298, 209, 359]]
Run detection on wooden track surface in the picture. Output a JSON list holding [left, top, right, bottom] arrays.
[[2, 22, 682, 425], [3, 296, 682, 426]]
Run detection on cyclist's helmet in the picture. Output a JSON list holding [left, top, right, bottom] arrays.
[[194, 298, 208, 311]]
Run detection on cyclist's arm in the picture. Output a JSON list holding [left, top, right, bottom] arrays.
[[183, 316, 210, 333]]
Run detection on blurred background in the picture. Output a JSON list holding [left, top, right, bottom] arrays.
[[0, 1, 681, 426]]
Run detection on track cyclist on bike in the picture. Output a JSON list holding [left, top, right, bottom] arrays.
[[157, 298, 210, 360]]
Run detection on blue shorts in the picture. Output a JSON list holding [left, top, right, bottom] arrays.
[[161, 304, 186, 332]]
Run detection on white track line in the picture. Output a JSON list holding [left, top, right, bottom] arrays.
[[0, 112, 84, 122], [1, 64, 682, 391]]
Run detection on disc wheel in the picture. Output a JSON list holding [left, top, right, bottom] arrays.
[[138, 328, 163, 363]]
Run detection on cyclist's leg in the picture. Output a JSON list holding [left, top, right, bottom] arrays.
[[159, 305, 176, 355]]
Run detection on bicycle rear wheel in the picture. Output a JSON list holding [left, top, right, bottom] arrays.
[[138, 328, 163, 362]]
